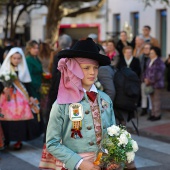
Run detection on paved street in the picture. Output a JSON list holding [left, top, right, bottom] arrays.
[[0, 89, 170, 170], [0, 134, 170, 170]]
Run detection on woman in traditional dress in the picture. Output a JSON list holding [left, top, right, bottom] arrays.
[[0, 47, 36, 150], [44, 38, 118, 170]]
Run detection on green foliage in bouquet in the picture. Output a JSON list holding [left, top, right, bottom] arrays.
[[98, 125, 138, 167]]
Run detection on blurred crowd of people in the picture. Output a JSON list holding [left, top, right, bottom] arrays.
[[0, 24, 169, 170], [86, 26, 169, 124], [97, 26, 169, 122]]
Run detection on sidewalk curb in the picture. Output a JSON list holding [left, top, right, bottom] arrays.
[[127, 126, 170, 143]]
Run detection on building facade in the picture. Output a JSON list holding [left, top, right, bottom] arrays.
[[30, 3, 107, 43], [107, 0, 170, 57], [0, 0, 169, 57]]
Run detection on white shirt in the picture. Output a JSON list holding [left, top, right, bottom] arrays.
[[125, 56, 133, 67], [83, 84, 98, 93]]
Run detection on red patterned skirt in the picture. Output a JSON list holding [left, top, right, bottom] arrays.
[[39, 144, 95, 170]]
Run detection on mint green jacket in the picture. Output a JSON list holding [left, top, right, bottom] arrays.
[[46, 91, 116, 170]]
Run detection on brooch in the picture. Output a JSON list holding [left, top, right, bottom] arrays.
[[69, 103, 84, 139], [101, 98, 108, 110]]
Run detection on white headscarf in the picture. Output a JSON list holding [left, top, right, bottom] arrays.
[[0, 47, 31, 83]]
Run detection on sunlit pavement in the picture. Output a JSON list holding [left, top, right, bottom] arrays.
[[1, 134, 170, 170]]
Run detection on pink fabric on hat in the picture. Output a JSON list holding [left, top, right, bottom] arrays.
[[57, 58, 98, 104]]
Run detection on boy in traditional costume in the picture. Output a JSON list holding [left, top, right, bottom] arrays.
[[45, 38, 117, 170]]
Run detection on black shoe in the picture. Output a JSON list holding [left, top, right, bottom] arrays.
[[140, 108, 147, 116], [147, 115, 155, 120], [151, 115, 161, 121], [4, 140, 10, 148]]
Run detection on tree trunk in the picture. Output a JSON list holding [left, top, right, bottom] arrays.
[[10, 4, 15, 39], [4, 4, 10, 38], [50, 20, 61, 46], [46, 0, 63, 44], [46, 0, 106, 44]]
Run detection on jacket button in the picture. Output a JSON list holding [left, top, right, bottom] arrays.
[[89, 142, 94, 146], [103, 125, 106, 129], [87, 126, 92, 130], [101, 110, 104, 113], [85, 110, 90, 114]]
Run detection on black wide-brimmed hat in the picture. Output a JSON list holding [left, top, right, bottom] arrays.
[[57, 38, 110, 66]]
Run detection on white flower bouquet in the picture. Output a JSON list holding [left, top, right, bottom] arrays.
[[0, 70, 16, 87], [94, 125, 138, 169]]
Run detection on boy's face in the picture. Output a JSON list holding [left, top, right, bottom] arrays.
[[80, 63, 99, 90]]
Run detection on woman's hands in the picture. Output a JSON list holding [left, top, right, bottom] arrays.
[[3, 87, 13, 101], [29, 96, 34, 102], [3, 87, 11, 95], [79, 160, 100, 170]]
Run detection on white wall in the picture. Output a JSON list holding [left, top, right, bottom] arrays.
[[30, 6, 47, 41], [108, 0, 170, 57], [0, 15, 5, 39], [167, 8, 170, 56]]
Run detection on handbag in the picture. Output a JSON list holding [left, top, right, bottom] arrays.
[[144, 85, 154, 95]]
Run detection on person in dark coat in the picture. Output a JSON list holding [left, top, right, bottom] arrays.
[[116, 31, 131, 58], [117, 46, 141, 77], [0, 46, 4, 64], [99, 47, 138, 170]]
